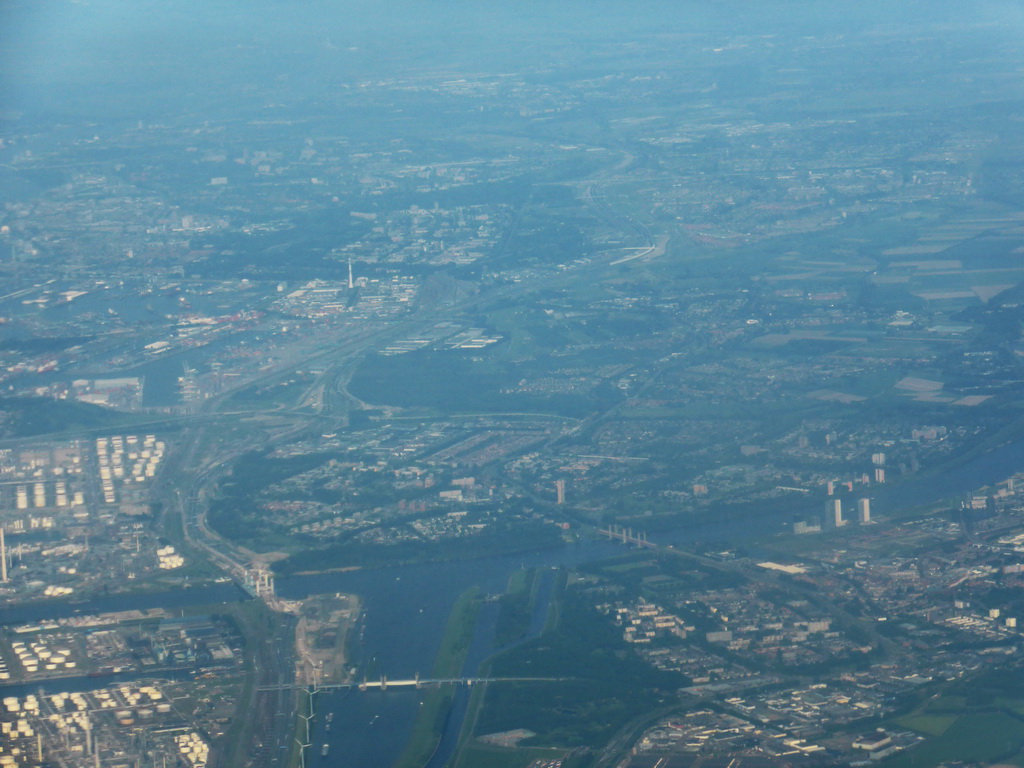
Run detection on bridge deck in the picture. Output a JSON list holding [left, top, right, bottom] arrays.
[[257, 676, 564, 692]]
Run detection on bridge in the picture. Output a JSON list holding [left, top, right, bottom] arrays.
[[258, 675, 565, 693], [600, 525, 657, 548]]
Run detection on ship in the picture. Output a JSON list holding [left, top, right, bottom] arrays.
[[321, 744, 329, 757]]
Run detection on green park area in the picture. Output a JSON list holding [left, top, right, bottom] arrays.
[[887, 672, 1024, 767], [452, 576, 682, 767]]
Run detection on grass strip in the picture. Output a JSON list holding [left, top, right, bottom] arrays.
[[394, 586, 482, 768]]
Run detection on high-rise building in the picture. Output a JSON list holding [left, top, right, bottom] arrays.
[[826, 498, 845, 528], [874, 468, 886, 483], [555, 479, 566, 505], [857, 497, 871, 524]]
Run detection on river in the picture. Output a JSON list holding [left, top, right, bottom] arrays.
[[4, 433, 1024, 767], [0, 582, 247, 626], [278, 542, 618, 768], [278, 434, 1024, 767]]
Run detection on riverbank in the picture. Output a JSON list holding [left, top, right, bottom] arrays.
[[294, 593, 361, 686], [394, 587, 482, 768], [291, 565, 363, 576]]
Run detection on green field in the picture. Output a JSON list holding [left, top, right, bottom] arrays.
[[0, 395, 146, 438], [894, 713, 956, 737], [886, 672, 1024, 768], [885, 712, 1024, 768], [494, 569, 538, 647], [475, 587, 683, 748]]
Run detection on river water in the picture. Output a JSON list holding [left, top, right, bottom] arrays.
[[0, 582, 246, 626], [278, 543, 617, 768], [3, 434, 1024, 767], [275, 434, 1024, 767]]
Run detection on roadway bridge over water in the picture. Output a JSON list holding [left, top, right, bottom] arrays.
[[258, 675, 565, 693], [600, 524, 656, 548]]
